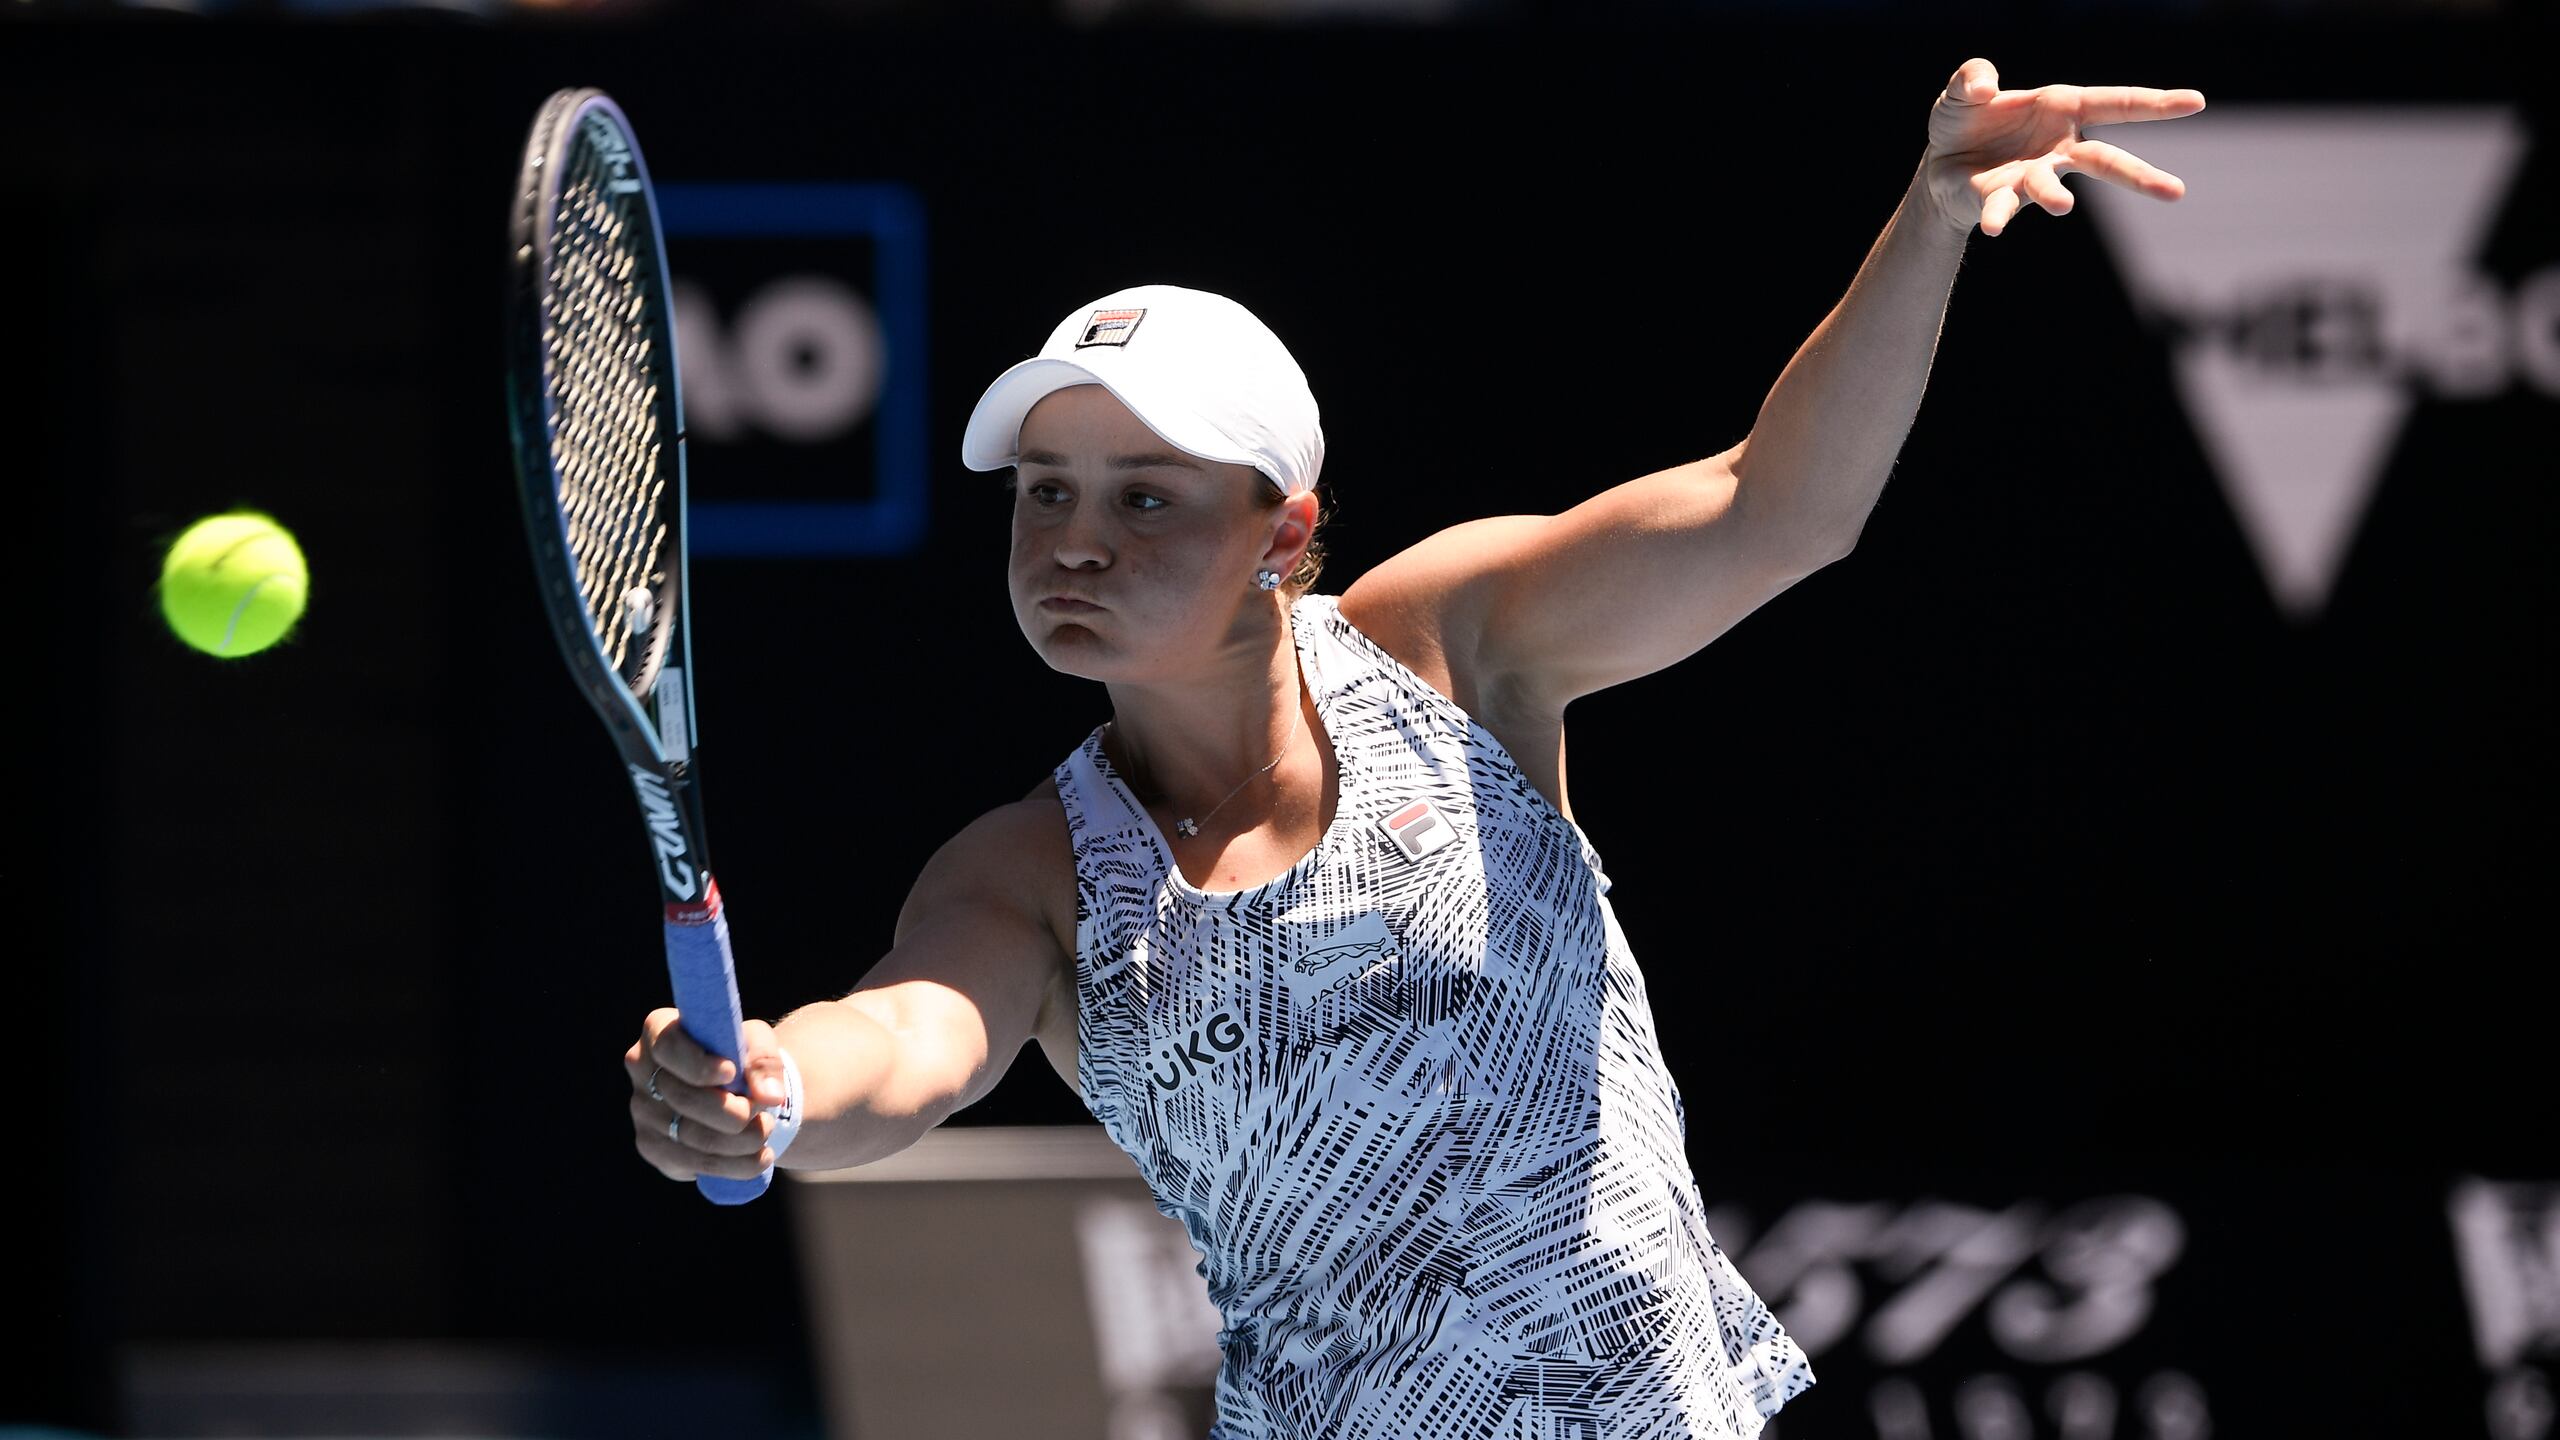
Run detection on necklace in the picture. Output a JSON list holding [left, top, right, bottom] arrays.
[[1115, 708, 1301, 839]]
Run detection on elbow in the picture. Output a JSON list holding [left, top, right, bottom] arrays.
[[1778, 521, 1859, 574], [1721, 457, 1862, 572], [1787, 494, 1866, 567]]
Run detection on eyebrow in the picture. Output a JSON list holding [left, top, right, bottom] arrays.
[[1016, 448, 1206, 473]]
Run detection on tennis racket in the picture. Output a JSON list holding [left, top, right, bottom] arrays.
[[504, 88, 771, 1205]]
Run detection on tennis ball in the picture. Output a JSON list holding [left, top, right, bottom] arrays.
[[159, 511, 309, 658]]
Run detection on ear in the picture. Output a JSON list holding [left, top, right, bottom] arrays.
[[1259, 489, 1319, 576]]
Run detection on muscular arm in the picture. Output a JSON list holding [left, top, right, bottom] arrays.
[[1349, 61, 2197, 716], [770, 795, 1076, 1172], [1725, 167, 1969, 556], [1353, 172, 1963, 716]]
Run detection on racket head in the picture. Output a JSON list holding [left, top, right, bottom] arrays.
[[506, 90, 763, 1206], [505, 87, 696, 774]]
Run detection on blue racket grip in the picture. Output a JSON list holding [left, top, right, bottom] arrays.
[[662, 877, 770, 1205]]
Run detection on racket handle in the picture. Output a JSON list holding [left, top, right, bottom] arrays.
[[662, 876, 770, 1205]]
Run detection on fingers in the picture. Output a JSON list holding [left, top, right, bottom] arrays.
[[627, 1008, 780, 1183], [1945, 57, 2000, 106], [631, 1090, 776, 1157], [1938, 67, 2200, 234], [1969, 159, 2030, 236], [648, 1065, 766, 1131], [1972, 155, 2089, 235], [2063, 137, 2187, 200], [632, 1099, 777, 1181], [2019, 162, 2075, 217], [641, 1009, 738, 1089], [1978, 184, 2022, 237], [2077, 85, 2207, 127]]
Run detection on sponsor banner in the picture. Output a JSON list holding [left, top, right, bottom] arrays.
[[1706, 1192, 2211, 1440], [2082, 108, 2553, 622], [2451, 1176, 2560, 1440]]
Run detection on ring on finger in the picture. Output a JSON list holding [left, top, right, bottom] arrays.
[[646, 1065, 666, 1103], [668, 1114, 683, 1144]]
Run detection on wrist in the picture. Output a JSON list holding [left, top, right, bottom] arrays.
[[1905, 159, 1974, 248], [767, 1047, 805, 1162]]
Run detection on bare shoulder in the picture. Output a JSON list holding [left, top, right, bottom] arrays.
[[877, 781, 1082, 1081], [900, 783, 1077, 956], [1336, 520, 1575, 813], [1337, 515, 1554, 725]]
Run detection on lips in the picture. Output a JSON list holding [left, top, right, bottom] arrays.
[[1039, 596, 1105, 613]]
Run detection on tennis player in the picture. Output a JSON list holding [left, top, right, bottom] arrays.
[[626, 58, 2203, 1438]]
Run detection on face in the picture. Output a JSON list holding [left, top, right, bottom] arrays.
[[1007, 384, 1305, 682]]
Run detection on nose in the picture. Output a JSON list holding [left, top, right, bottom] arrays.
[[1053, 502, 1111, 571]]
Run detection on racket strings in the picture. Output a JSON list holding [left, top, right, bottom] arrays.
[[544, 135, 673, 691]]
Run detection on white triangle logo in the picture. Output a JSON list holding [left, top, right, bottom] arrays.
[[2082, 109, 2528, 620]]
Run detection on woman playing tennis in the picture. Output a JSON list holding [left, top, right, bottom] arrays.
[[625, 58, 2204, 1438]]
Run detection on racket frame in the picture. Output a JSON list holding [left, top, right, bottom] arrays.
[[504, 87, 770, 1205]]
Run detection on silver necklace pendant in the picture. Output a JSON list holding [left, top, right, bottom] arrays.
[[1141, 706, 1299, 845]]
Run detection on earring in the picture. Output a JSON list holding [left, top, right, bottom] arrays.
[[1254, 568, 1282, 591]]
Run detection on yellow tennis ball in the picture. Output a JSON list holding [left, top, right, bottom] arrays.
[[159, 512, 309, 658]]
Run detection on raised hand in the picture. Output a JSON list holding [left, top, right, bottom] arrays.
[[1920, 57, 2206, 238]]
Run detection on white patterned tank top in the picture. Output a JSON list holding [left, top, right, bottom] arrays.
[[1052, 594, 1814, 1440]]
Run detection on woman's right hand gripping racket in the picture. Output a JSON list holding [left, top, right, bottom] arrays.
[[502, 87, 794, 1205]]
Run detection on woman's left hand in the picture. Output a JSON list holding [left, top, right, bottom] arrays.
[[1920, 57, 2207, 239]]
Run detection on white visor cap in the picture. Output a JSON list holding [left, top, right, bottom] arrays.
[[961, 284, 1324, 498]]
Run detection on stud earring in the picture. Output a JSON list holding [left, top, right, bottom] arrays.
[[1254, 569, 1282, 592]]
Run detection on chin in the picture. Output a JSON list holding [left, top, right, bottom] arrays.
[[1036, 626, 1201, 688], [1023, 619, 1118, 680]]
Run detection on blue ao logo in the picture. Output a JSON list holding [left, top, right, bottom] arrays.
[[656, 184, 929, 558]]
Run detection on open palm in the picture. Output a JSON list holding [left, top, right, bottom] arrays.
[[1921, 58, 2207, 237]]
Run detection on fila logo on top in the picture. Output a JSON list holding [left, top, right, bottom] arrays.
[[1378, 799, 1458, 863], [2082, 108, 2553, 621]]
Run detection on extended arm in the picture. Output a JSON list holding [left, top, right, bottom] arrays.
[[1726, 165, 1966, 558], [1735, 57, 2203, 549], [768, 812, 1069, 1170], [1352, 59, 2202, 711], [625, 796, 1074, 1181]]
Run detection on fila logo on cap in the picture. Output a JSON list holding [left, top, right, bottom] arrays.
[[1076, 307, 1147, 348], [1378, 800, 1457, 863]]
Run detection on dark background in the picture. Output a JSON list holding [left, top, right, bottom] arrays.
[[10, 5, 2554, 1437]]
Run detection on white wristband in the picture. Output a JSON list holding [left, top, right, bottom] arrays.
[[767, 1047, 805, 1163]]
